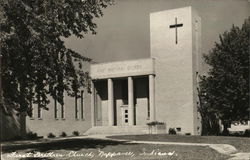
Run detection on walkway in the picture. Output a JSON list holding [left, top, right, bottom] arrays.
[[88, 134, 250, 160]]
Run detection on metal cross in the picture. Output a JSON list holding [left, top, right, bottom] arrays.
[[169, 17, 183, 44]]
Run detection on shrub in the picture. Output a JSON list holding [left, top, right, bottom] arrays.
[[232, 132, 241, 137], [168, 128, 176, 135], [47, 133, 56, 138], [147, 121, 165, 126], [60, 132, 67, 137], [72, 131, 79, 136], [26, 132, 38, 140], [11, 136, 23, 141], [243, 129, 250, 137]]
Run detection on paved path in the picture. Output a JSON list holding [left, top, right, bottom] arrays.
[[2, 134, 250, 160], [229, 153, 250, 160], [89, 134, 250, 159]]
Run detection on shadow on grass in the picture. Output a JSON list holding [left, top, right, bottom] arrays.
[[3, 138, 133, 153], [108, 134, 250, 152], [19, 158, 54, 160]]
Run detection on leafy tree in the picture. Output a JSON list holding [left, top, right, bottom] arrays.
[[197, 86, 222, 135], [0, 0, 112, 116], [199, 17, 250, 134]]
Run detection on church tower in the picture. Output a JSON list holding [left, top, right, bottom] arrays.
[[150, 6, 202, 135]]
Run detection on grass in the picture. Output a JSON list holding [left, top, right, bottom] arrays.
[[1, 138, 230, 160], [108, 134, 250, 152]]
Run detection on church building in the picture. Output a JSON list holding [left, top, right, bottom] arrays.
[[26, 6, 202, 136]]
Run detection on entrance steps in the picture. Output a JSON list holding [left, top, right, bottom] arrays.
[[85, 125, 149, 135]]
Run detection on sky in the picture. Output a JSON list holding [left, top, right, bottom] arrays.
[[64, 0, 249, 64]]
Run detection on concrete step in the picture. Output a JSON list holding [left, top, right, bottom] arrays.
[[85, 125, 149, 135]]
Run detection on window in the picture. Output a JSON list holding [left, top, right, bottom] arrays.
[[124, 109, 128, 124], [54, 99, 58, 119], [75, 90, 84, 120], [80, 90, 84, 120], [37, 96, 42, 119], [29, 99, 34, 119], [60, 93, 65, 119], [75, 96, 79, 119], [38, 105, 42, 119], [61, 104, 65, 119], [195, 19, 199, 31]]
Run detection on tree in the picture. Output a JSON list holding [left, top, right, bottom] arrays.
[[0, 0, 112, 116], [199, 17, 250, 134]]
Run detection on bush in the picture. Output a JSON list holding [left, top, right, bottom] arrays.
[[60, 132, 67, 137], [243, 129, 250, 137], [232, 132, 241, 137], [26, 132, 38, 140], [47, 133, 56, 138], [10, 136, 23, 141], [147, 121, 165, 126], [168, 128, 176, 135], [72, 131, 79, 136]]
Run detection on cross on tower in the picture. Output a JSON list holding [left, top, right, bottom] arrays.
[[169, 17, 183, 44]]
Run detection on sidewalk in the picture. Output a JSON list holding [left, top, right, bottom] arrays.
[[83, 134, 250, 159]]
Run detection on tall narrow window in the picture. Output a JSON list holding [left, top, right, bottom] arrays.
[[38, 105, 42, 119], [29, 98, 34, 119], [60, 93, 65, 119], [80, 90, 84, 120], [75, 95, 79, 119], [61, 104, 65, 119], [54, 98, 58, 119], [38, 96, 42, 119]]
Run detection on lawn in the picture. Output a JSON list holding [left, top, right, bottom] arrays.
[[108, 134, 250, 152], [1, 138, 230, 160]]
